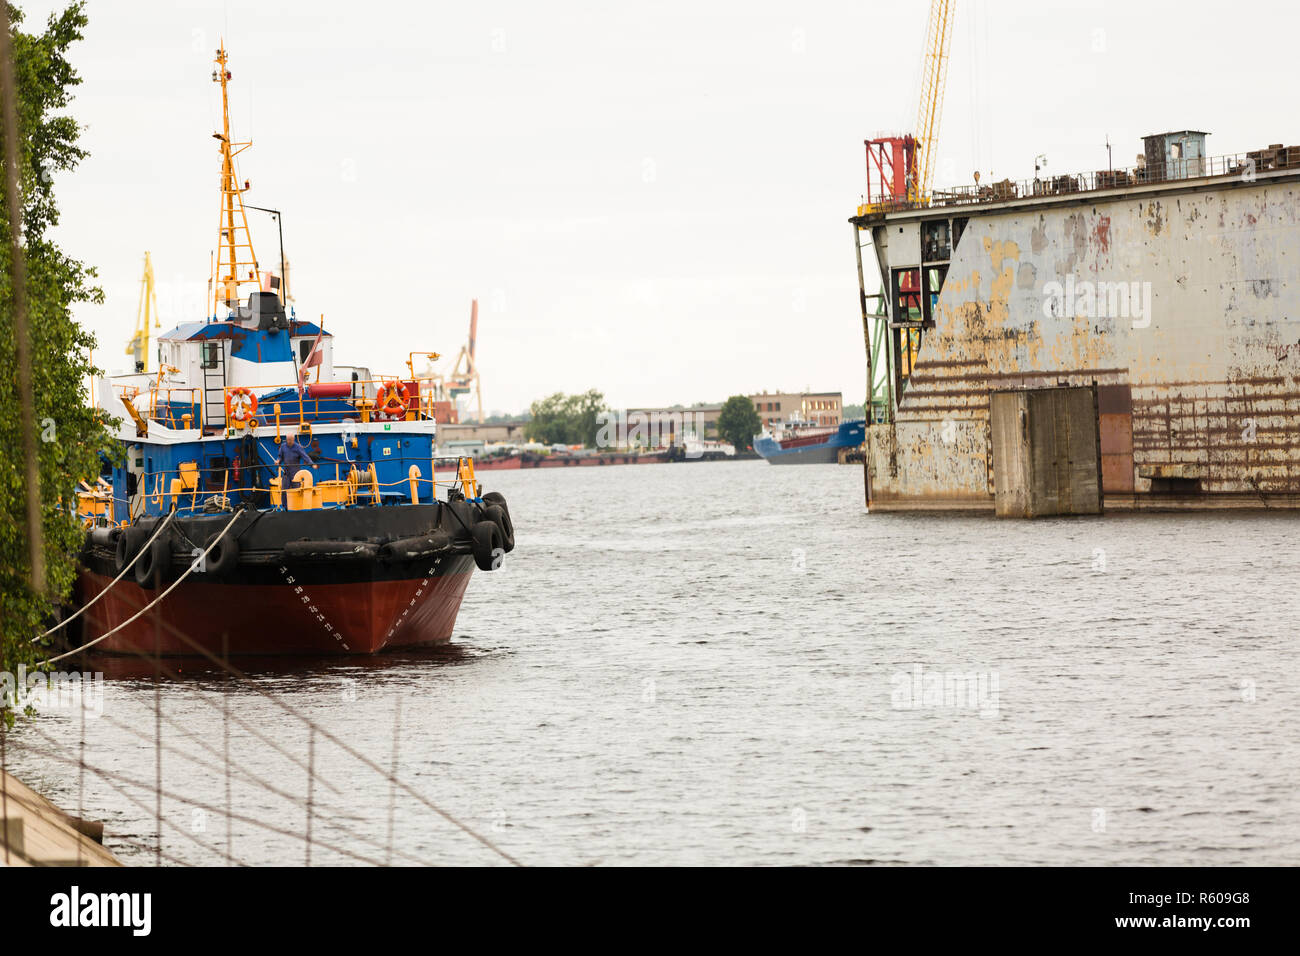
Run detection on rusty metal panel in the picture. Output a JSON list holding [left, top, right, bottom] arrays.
[[1097, 384, 1133, 415], [1099, 410, 1134, 492], [1102, 454, 1134, 492], [1099, 412, 1132, 455]]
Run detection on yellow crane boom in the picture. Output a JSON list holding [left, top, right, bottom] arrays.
[[910, 0, 956, 205], [126, 250, 159, 372]]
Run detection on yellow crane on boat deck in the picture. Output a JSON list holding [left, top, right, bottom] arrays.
[[126, 251, 159, 373]]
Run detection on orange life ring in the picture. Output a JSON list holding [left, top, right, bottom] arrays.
[[225, 387, 259, 428], [377, 381, 409, 419]]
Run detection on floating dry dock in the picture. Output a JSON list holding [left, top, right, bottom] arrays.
[[852, 132, 1300, 515]]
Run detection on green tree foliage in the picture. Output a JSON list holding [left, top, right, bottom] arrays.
[[524, 389, 606, 447], [1, 3, 113, 719], [717, 395, 761, 451]]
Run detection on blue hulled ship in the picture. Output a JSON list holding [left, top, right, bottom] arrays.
[[753, 419, 867, 464]]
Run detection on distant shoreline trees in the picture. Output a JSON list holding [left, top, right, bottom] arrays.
[[717, 395, 761, 452], [524, 389, 607, 447]]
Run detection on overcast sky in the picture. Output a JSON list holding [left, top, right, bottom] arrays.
[[21, 0, 1300, 415]]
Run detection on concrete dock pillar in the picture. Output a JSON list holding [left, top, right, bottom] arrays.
[[990, 386, 1102, 517]]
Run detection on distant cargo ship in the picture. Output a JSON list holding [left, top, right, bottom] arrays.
[[753, 420, 866, 464]]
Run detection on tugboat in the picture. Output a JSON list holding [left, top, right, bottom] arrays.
[[70, 46, 514, 655]]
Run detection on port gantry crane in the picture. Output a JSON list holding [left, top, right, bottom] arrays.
[[422, 299, 484, 423], [855, 0, 955, 425], [126, 251, 160, 373], [445, 298, 483, 423]]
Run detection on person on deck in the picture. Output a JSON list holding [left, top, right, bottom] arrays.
[[277, 430, 314, 507]]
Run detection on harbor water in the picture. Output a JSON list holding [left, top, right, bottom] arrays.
[[9, 460, 1300, 865]]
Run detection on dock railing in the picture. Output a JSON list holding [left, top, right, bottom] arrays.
[[857, 148, 1299, 217]]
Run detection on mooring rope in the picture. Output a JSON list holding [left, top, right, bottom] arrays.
[[41, 509, 243, 666], [33, 510, 179, 642]]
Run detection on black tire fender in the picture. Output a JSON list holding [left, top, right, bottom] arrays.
[[200, 532, 239, 577], [125, 519, 154, 556], [114, 531, 131, 573], [471, 520, 503, 572], [382, 532, 452, 561], [282, 540, 381, 561], [482, 504, 514, 554], [134, 534, 170, 588], [481, 492, 515, 553]]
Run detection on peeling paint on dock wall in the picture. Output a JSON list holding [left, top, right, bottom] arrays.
[[865, 174, 1300, 511]]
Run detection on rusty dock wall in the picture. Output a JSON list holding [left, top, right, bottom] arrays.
[[856, 167, 1300, 512]]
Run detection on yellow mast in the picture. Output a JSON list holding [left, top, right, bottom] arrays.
[[212, 44, 260, 316], [126, 250, 159, 372]]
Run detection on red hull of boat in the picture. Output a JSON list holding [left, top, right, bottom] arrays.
[[476, 453, 671, 469], [473, 456, 523, 471], [75, 565, 473, 656]]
